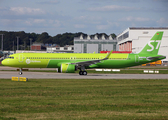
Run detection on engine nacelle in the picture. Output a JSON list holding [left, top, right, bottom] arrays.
[[60, 63, 77, 73]]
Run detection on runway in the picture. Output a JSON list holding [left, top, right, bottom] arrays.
[[0, 71, 168, 79]]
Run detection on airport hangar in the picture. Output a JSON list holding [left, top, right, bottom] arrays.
[[117, 27, 168, 63], [74, 34, 118, 53]]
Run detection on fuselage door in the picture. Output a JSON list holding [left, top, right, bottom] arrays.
[[19, 54, 23, 62]]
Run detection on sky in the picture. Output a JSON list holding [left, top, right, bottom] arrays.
[[0, 0, 168, 36]]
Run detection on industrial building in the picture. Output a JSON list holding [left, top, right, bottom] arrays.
[[117, 27, 168, 62], [46, 45, 74, 53], [30, 42, 74, 53], [31, 43, 46, 51], [74, 34, 117, 53]]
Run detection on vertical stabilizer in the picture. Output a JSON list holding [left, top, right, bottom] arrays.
[[139, 32, 163, 55]]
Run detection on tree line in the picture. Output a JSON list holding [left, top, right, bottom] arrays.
[[0, 31, 116, 51]]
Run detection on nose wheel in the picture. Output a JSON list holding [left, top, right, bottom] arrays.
[[19, 68, 22, 75], [19, 71, 23, 75]]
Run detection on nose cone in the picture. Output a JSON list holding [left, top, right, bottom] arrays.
[[1, 59, 8, 66], [1, 59, 17, 67], [1, 59, 5, 66]]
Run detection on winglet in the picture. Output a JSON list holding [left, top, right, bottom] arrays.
[[103, 50, 113, 60]]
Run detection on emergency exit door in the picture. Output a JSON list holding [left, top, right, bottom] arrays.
[[135, 55, 139, 63], [19, 54, 23, 62]]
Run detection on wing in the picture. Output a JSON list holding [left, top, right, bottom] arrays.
[[71, 50, 113, 66]]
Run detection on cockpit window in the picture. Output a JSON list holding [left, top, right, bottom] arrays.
[[8, 56, 14, 59]]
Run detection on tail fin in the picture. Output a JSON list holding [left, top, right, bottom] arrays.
[[139, 31, 163, 55]]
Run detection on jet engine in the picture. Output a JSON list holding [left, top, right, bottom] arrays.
[[60, 63, 77, 73]]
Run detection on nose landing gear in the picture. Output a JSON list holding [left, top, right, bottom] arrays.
[[19, 68, 22, 75]]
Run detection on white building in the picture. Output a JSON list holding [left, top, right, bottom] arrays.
[[46, 45, 74, 53], [117, 27, 168, 62], [74, 34, 117, 53]]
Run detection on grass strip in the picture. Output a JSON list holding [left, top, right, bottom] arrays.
[[0, 79, 168, 120]]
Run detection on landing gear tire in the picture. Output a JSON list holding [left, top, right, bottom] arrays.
[[79, 71, 87, 75], [19, 68, 22, 75], [83, 71, 87, 75], [79, 71, 83, 75], [19, 72, 22, 75]]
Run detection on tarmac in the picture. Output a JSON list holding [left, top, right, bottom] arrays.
[[0, 71, 168, 79], [0, 66, 168, 79]]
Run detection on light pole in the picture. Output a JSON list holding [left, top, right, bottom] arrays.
[[81, 39, 82, 53], [29, 38, 32, 50], [16, 36, 20, 50], [13, 41, 14, 52], [0, 34, 4, 51]]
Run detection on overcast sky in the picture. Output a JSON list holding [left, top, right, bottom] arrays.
[[0, 0, 168, 36]]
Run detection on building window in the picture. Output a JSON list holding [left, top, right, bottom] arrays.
[[64, 47, 68, 50], [118, 32, 129, 41], [123, 32, 129, 39], [143, 31, 148, 34]]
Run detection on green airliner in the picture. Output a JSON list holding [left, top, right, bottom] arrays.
[[1, 32, 166, 75]]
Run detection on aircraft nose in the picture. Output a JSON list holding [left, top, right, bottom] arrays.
[[1, 59, 7, 66], [1, 59, 4, 65]]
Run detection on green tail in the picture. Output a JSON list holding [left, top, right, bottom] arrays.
[[139, 31, 163, 55]]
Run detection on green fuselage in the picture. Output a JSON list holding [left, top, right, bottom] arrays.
[[2, 52, 164, 69]]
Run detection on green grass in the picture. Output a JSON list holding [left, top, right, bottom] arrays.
[[0, 79, 168, 120]]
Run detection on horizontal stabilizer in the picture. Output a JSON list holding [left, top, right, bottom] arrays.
[[147, 55, 166, 61]]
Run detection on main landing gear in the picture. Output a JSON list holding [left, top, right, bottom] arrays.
[[79, 66, 87, 75], [19, 68, 22, 75], [79, 71, 87, 75]]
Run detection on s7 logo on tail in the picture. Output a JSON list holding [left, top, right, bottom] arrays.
[[147, 40, 161, 52]]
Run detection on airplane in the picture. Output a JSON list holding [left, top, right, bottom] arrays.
[[1, 31, 166, 75]]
